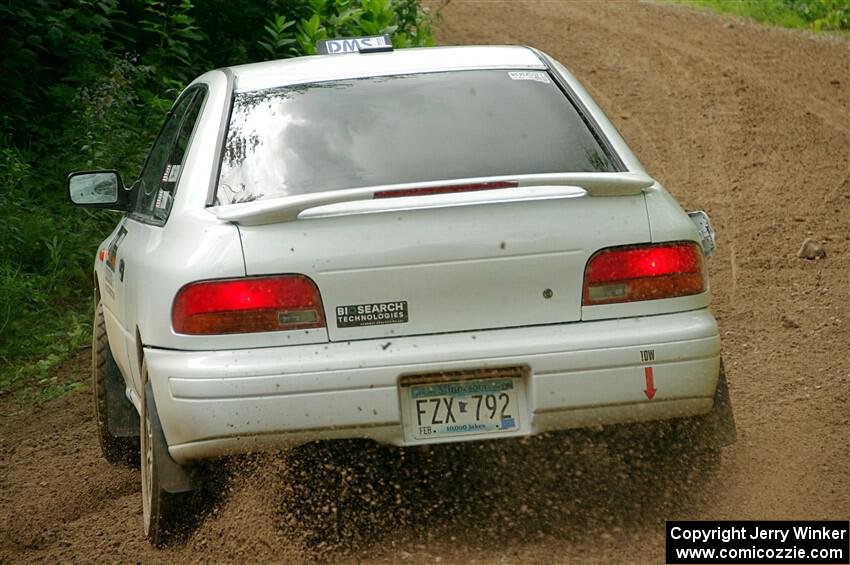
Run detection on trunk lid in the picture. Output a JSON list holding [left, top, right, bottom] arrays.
[[235, 186, 651, 341]]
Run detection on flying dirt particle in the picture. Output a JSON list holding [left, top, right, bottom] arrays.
[[797, 238, 826, 260], [782, 316, 800, 329]]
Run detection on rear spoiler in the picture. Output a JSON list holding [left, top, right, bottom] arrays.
[[213, 172, 655, 226]]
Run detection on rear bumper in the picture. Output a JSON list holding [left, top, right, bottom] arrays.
[[145, 310, 721, 464]]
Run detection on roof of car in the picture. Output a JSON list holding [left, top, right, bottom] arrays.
[[228, 45, 547, 92]]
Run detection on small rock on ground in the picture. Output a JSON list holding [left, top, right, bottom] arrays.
[[797, 238, 826, 260]]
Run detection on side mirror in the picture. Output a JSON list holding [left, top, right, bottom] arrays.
[[67, 170, 132, 211]]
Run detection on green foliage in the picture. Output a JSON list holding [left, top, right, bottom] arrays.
[[0, 132, 112, 393], [0, 0, 437, 398], [141, 0, 206, 82], [291, 0, 438, 55], [673, 0, 850, 31], [297, 14, 330, 55], [797, 0, 850, 30], [259, 15, 298, 60]]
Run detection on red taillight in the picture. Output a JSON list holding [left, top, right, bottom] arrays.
[[373, 181, 517, 199], [172, 275, 325, 335], [583, 242, 705, 305]]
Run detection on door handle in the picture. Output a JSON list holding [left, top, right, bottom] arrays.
[[119, 258, 125, 282]]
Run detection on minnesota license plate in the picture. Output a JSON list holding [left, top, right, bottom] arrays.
[[404, 376, 523, 441]]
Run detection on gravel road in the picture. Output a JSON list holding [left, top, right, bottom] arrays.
[[2, 1, 847, 563]]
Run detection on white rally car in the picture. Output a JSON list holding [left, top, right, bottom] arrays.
[[68, 39, 735, 545]]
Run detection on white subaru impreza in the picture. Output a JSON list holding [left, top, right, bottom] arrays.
[[68, 39, 735, 545]]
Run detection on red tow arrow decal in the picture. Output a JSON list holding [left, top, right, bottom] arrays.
[[644, 367, 657, 400]]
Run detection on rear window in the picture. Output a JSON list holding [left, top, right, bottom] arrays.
[[216, 69, 617, 205]]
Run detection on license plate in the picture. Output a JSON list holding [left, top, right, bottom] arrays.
[[404, 376, 523, 440]]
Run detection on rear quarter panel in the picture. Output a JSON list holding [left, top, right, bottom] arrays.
[[541, 49, 713, 320]]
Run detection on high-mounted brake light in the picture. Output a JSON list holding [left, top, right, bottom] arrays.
[[582, 242, 705, 306], [172, 275, 325, 335], [373, 181, 518, 199]]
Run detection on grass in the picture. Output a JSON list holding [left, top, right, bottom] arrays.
[[669, 0, 850, 32], [0, 306, 92, 400], [0, 139, 106, 400]]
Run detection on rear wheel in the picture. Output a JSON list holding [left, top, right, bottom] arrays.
[[93, 301, 139, 465], [140, 370, 202, 546]]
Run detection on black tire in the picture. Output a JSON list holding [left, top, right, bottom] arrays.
[[93, 301, 139, 465], [141, 375, 201, 547]]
